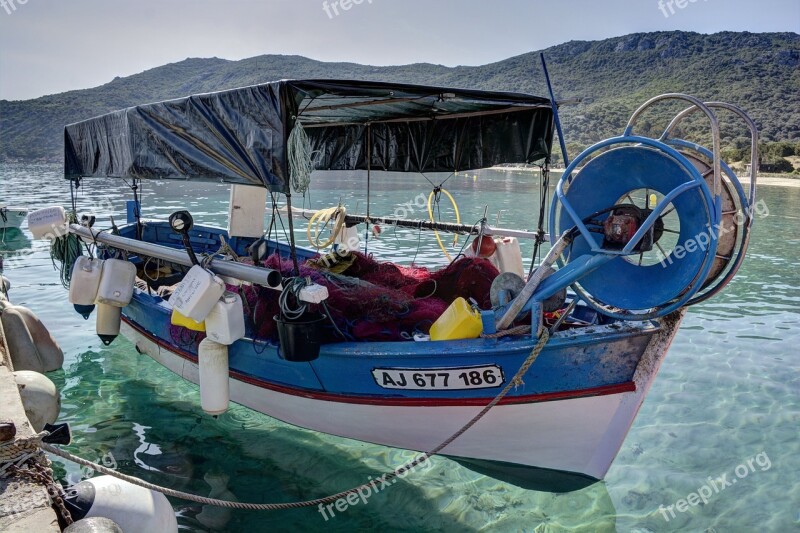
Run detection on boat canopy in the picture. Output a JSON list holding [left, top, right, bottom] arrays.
[[64, 79, 555, 193]]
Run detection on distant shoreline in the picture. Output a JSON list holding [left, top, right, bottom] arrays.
[[489, 166, 800, 187], [738, 176, 800, 188]]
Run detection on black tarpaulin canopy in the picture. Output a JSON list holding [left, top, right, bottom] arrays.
[[64, 79, 555, 194]]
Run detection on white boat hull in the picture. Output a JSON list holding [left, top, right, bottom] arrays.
[[122, 312, 681, 485], [0, 207, 28, 230]]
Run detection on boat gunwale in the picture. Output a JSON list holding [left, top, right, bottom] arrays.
[[122, 316, 639, 407], [132, 287, 661, 360]]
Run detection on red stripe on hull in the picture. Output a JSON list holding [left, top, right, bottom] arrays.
[[124, 318, 637, 407]]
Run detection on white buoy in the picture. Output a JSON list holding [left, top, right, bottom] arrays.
[[205, 291, 245, 346], [171, 265, 226, 322], [198, 338, 229, 416], [64, 517, 123, 533], [71, 257, 104, 320], [65, 476, 178, 533], [27, 206, 68, 240], [12, 305, 64, 372], [70, 257, 105, 305], [13, 370, 60, 432], [95, 259, 137, 307], [0, 305, 44, 373], [96, 304, 122, 346]]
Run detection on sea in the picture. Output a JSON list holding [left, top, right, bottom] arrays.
[[1, 162, 797, 532]]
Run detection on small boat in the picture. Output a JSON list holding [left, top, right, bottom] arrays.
[[0, 206, 28, 230], [44, 75, 757, 491]]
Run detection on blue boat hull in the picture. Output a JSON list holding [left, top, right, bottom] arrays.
[[112, 221, 684, 487]]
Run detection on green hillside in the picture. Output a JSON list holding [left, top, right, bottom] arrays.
[[1, 31, 798, 163]]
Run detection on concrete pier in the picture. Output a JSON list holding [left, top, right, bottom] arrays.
[[0, 314, 61, 532]]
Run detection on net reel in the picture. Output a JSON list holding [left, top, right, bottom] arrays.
[[549, 95, 756, 320]]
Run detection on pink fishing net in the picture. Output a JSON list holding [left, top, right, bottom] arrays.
[[186, 252, 499, 343]]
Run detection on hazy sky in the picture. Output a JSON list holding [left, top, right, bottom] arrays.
[[0, 0, 797, 101]]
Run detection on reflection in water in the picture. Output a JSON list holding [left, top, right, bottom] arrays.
[[1, 163, 797, 531]]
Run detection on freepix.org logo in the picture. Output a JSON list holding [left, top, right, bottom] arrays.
[[1, 0, 28, 16], [657, 0, 708, 18], [322, 0, 374, 19]]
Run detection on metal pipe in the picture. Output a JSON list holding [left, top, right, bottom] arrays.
[[624, 93, 721, 199], [659, 101, 759, 305], [661, 101, 758, 209], [283, 207, 548, 241], [68, 224, 282, 288]]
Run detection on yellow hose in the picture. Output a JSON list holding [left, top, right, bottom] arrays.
[[427, 188, 461, 261], [307, 206, 346, 249]]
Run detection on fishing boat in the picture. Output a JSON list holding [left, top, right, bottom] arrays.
[[0, 205, 28, 230], [41, 74, 757, 491]]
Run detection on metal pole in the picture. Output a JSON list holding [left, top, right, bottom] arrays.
[[364, 123, 372, 254], [282, 207, 548, 241], [540, 53, 570, 168], [68, 224, 282, 288]]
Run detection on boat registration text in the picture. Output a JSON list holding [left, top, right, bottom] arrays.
[[371, 365, 505, 390]]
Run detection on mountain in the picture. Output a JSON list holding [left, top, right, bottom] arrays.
[[1, 31, 798, 162]]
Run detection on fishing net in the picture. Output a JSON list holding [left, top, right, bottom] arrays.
[[234, 252, 499, 343]]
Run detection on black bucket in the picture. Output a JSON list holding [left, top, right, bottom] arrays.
[[274, 313, 326, 362]]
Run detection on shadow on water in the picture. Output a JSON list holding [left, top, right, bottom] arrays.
[[0, 227, 31, 252]]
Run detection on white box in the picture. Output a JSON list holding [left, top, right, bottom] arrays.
[[492, 237, 524, 278], [27, 206, 67, 240], [205, 291, 246, 346], [95, 259, 137, 307], [171, 265, 226, 322], [69, 257, 104, 306]]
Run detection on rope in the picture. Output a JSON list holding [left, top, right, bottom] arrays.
[[50, 212, 83, 289], [42, 330, 550, 511], [288, 122, 315, 195], [529, 162, 549, 277], [481, 325, 532, 339], [1, 431, 73, 524], [217, 235, 240, 261], [0, 431, 48, 471]]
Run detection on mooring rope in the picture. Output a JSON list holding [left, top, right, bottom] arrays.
[[1, 431, 74, 524], [42, 330, 550, 511], [481, 325, 531, 339]]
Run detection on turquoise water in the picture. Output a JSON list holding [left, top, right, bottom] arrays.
[[1, 163, 798, 532]]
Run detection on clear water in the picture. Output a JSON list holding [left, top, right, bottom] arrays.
[[1, 163, 797, 532]]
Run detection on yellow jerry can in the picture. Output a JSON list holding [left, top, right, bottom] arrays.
[[429, 297, 483, 341], [171, 308, 206, 332]]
